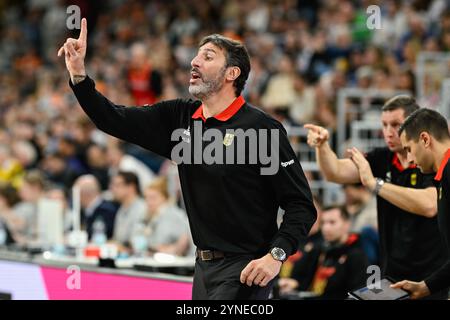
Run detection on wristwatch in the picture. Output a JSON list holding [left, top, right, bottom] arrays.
[[270, 247, 287, 262], [373, 178, 385, 195]]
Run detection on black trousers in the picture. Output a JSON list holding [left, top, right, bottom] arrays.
[[192, 254, 275, 300]]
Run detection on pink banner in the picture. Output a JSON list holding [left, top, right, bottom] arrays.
[[40, 266, 192, 300]]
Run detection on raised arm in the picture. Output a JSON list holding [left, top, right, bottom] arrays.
[[304, 124, 360, 184], [58, 18, 180, 159], [58, 18, 88, 84]]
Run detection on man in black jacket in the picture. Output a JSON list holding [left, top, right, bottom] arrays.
[[392, 108, 450, 299], [279, 206, 368, 300], [58, 18, 316, 300]]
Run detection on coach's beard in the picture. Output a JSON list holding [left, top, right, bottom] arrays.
[[189, 67, 226, 100]]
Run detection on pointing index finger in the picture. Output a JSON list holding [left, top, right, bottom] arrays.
[[78, 18, 87, 43], [303, 124, 321, 133]]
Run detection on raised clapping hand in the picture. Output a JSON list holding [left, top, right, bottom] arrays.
[[348, 147, 377, 191], [57, 18, 87, 82]]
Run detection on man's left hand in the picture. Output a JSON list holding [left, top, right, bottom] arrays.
[[240, 253, 282, 287], [348, 147, 376, 191]]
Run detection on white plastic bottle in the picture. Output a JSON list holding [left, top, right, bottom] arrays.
[[91, 218, 107, 246], [131, 223, 148, 257]]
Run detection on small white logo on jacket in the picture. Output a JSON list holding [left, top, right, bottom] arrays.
[[281, 159, 294, 167], [182, 126, 191, 143]]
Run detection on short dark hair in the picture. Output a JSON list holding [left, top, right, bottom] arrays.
[[322, 205, 350, 221], [382, 95, 420, 117], [398, 108, 450, 142], [117, 171, 141, 195], [199, 34, 251, 96]]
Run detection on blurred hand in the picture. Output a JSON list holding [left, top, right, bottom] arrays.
[[348, 147, 376, 191], [58, 18, 87, 81], [155, 244, 177, 255], [278, 278, 299, 294], [108, 241, 130, 255], [240, 254, 282, 287], [391, 280, 430, 300], [304, 124, 329, 148]]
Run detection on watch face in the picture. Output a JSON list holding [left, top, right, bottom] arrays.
[[271, 247, 286, 261]]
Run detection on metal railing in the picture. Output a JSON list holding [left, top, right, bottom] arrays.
[[286, 126, 344, 206], [337, 88, 409, 156], [416, 52, 450, 115], [439, 78, 450, 119], [350, 120, 384, 154]]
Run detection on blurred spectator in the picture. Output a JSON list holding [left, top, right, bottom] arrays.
[[73, 175, 118, 241], [71, 117, 96, 165], [11, 140, 38, 171], [243, 56, 269, 106], [261, 54, 296, 111], [312, 94, 337, 130], [343, 183, 379, 265], [58, 135, 88, 177], [139, 177, 193, 257], [44, 185, 71, 232], [0, 183, 23, 244], [110, 171, 146, 247], [289, 73, 317, 125], [343, 183, 377, 232], [371, 0, 409, 49], [40, 152, 79, 189], [127, 42, 162, 105], [395, 66, 416, 95], [355, 65, 373, 89], [278, 205, 368, 300], [13, 170, 46, 243], [167, 4, 199, 45], [106, 142, 155, 192], [0, 145, 24, 188], [86, 144, 110, 190], [279, 197, 323, 279]]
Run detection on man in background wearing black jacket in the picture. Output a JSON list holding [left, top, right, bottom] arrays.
[[393, 108, 450, 299], [279, 206, 368, 300]]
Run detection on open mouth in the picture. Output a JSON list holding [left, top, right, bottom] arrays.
[[190, 70, 202, 82]]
